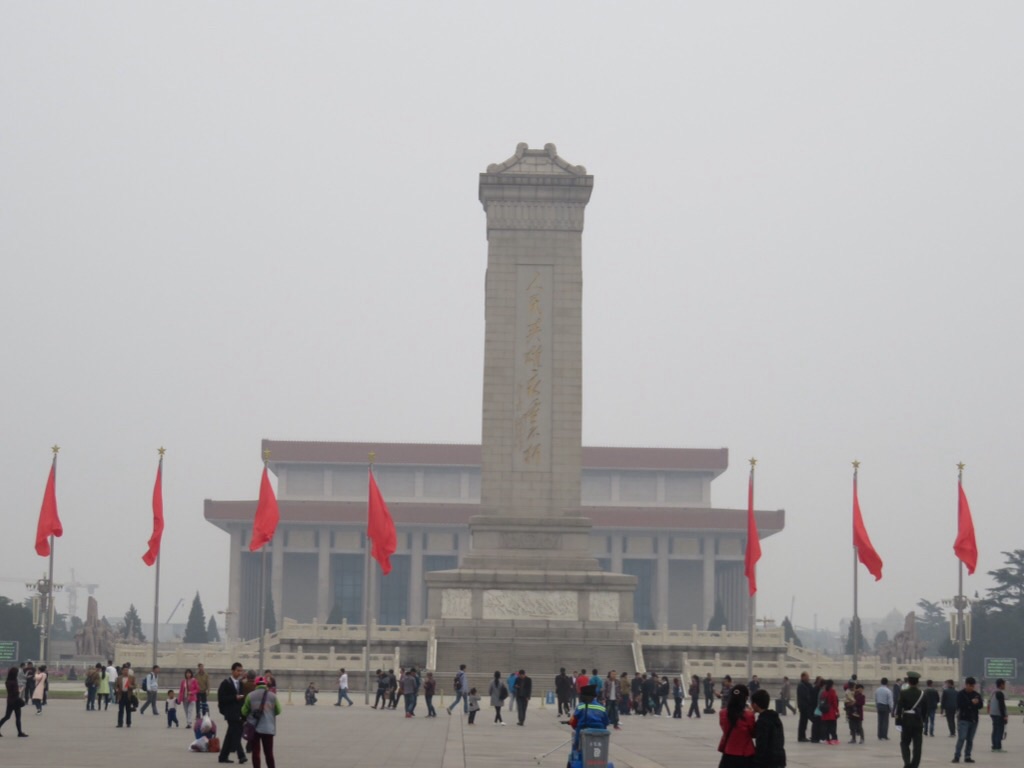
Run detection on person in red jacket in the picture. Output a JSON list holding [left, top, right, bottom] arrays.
[[819, 679, 840, 745], [719, 684, 755, 768]]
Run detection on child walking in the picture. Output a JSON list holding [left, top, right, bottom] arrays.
[[467, 688, 480, 725], [165, 690, 179, 728]]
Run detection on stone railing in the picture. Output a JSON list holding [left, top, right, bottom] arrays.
[[682, 651, 958, 684], [638, 626, 788, 648], [631, 629, 647, 674], [113, 641, 400, 674], [277, 618, 431, 643]]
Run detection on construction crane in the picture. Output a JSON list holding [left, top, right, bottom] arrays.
[[65, 569, 99, 619]]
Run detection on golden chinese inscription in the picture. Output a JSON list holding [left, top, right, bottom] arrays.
[[514, 266, 553, 471]]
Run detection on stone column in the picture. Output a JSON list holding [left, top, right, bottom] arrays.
[[702, 536, 716, 629], [409, 530, 424, 625], [656, 544, 670, 630], [611, 534, 624, 573], [271, 535, 284, 629], [317, 527, 331, 623], [227, 526, 242, 640]]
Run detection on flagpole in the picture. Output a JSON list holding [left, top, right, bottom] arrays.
[[152, 448, 165, 669], [852, 460, 860, 678], [364, 451, 375, 705], [746, 458, 756, 680], [258, 449, 270, 671], [956, 462, 966, 684], [42, 445, 59, 665]]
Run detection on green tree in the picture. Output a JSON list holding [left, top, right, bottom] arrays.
[[781, 616, 803, 647], [845, 616, 870, 655], [707, 598, 727, 631], [183, 592, 208, 644], [874, 629, 890, 650], [915, 598, 948, 656], [122, 604, 145, 642], [206, 615, 220, 643], [982, 550, 1024, 611], [0, 596, 39, 660]]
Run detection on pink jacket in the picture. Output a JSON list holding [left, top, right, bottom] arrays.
[[179, 677, 199, 703]]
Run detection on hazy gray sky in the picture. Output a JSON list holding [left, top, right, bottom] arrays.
[[3, 2, 1022, 638]]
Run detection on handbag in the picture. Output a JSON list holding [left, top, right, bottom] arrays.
[[242, 688, 270, 746]]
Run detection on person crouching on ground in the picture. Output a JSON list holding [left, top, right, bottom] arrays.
[[751, 689, 786, 768]]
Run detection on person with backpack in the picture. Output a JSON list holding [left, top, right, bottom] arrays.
[[752, 689, 786, 768], [447, 664, 468, 715], [817, 679, 839, 745], [139, 665, 160, 717]]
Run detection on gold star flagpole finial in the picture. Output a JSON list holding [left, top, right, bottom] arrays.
[[852, 459, 860, 470], [957, 462, 966, 472], [368, 451, 376, 466], [158, 446, 166, 457], [51, 444, 60, 455], [262, 448, 271, 464], [748, 457, 757, 470]]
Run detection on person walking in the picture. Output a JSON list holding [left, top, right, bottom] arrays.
[[423, 672, 437, 717], [507, 670, 518, 715], [514, 669, 533, 726], [217, 662, 246, 765], [875, 677, 894, 740], [796, 672, 814, 742], [488, 671, 507, 725], [372, 669, 388, 709], [178, 668, 199, 727], [165, 690, 179, 727], [604, 671, 621, 730], [115, 665, 135, 728], [923, 680, 940, 737], [672, 677, 683, 718], [195, 663, 211, 717], [896, 671, 927, 768], [85, 663, 100, 711], [96, 662, 111, 711], [703, 673, 715, 711], [242, 675, 281, 768], [940, 680, 957, 737], [104, 661, 117, 710], [30, 665, 48, 715], [952, 676, 982, 763], [555, 668, 572, 717], [335, 668, 353, 707], [140, 666, 160, 717], [447, 664, 468, 715], [846, 683, 865, 744], [688, 675, 701, 718], [718, 683, 755, 768], [0, 666, 28, 737], [989, 678, 1007, 752], [402, 668, 419, 717], [779, 676, 796, 715], [466, 688, 481, 725]]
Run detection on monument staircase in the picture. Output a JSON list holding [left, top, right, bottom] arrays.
[[432, 622, 639, 692]]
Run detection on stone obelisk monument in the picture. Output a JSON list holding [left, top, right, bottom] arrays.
[[426, 144, 635, 632]]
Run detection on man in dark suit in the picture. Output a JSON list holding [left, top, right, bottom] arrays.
[[217, 662, 246, 764], [514, 669, 532, 726]]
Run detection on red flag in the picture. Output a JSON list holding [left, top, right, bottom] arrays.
[[368, 469, 397, 575], [248, 466, 279, 552], [853, 476, 883, 581], [142, 459, 164, 566], [35, 458, 63, 557], [954, 482, 978, 575], [744, 468, 761, 596]]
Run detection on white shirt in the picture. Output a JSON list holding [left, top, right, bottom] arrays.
[[106, 666, 117, 684], [339, 673, 348, 690], [875, 686, 894, 708]]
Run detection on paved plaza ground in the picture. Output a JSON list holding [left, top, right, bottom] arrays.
[[0, 691, 1013, 768]]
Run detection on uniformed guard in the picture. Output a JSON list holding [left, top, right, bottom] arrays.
[[896, 671, 926, 768]]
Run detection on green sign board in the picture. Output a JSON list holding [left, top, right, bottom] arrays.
[[983, 657, 1018, 679], [0, 641, 19, 664]]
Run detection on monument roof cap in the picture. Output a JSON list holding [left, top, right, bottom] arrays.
[[485, 142, 587, 176]]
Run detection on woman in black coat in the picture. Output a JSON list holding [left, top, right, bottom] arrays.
[[0, 666, 28, 736]]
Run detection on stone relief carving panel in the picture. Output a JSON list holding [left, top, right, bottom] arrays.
[[441, 589, 473, 620], [499, 532, 562, 550], [482, 590, 579, 621], [589, 592, 620, 622]]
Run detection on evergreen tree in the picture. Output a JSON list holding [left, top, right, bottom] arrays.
[[874, 629, 890, 650], [206, 615, 220, 643], [844, 616, 869, 655], [707, 598, 728, 631], [0, 597, 39, 659], [183, 592, 208, 644], [122, 603, 146, 642], [327, 602, 345, 625], [915, 598, 948, 656], [781, 616, 803, 647]]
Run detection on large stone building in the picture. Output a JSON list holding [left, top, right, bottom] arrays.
[[205, 439, 784, 640]]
